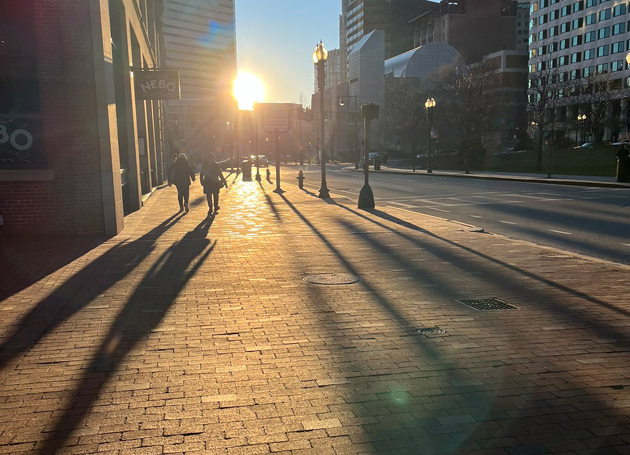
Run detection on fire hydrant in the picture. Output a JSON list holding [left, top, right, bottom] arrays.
[[297, 170, 305, 189], [266, 168, 271, 180]]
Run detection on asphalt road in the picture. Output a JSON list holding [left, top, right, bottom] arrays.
[[295, 164, 630, 265]]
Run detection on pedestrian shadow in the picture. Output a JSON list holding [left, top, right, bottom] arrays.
[[0, 212, 184, 373], [36, 221, 214, 455], [0, 237, 103, 302]]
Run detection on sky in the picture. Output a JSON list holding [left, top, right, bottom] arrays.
[[235, 0, 342, 107]]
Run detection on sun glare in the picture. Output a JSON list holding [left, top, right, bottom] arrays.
[[233, 72, 265, 110]]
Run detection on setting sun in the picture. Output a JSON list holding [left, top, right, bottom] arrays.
[[233, 72, 265, 110]]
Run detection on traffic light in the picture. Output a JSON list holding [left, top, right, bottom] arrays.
[[324, 111, 328, 121]]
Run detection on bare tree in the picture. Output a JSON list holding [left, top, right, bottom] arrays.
[[383, 76, 427, 163], [428, 59, 496, 172]]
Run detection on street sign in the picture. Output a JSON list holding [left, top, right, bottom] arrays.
[[257, 103, 293, 133]]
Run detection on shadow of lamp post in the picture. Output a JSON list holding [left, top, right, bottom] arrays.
[[425, 98, 436, 174], [313, 41, 330, 198]]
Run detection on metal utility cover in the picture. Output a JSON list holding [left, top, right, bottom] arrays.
[[457, 298, 517, 311], [303, 274, 360, 285]]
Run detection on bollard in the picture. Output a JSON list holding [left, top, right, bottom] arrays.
[[266, 168, 271, 180], [297, 170, 305, 189]]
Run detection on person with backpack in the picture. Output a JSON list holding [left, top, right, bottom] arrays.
[[200, 152, 228, 214], [168, 153, 196, 213]]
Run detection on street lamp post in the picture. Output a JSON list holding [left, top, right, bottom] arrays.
[[339, 95, 359, 169], [358, 103, 379, 209], [425, 98, 436, 174], [577, 113, 586, 146], [313, 41, 330, 198]]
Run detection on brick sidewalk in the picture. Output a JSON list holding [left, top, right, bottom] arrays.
[[1, 172, 629, 455]]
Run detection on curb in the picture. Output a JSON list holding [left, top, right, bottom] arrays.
[[346, 166, 630, 189]]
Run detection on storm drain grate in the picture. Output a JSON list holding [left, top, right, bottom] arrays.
[[304, 274, 361, 285], [457, 298, 517, 311]]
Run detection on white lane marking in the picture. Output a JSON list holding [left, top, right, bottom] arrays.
[[499, 220, 517, 225], [549, 229, 573, 235], [428, 207, 451, 213], [389, 201, 420, 208], [469, 215, 483, 219], [622, 243, 630, 247]]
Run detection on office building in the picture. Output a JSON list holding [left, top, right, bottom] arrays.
[[411, 0, 518, 64], [528, 0, 630, 141], [0, 0, 167, 237], [343, 0, 439, 60], [162, 0, 237, 158]]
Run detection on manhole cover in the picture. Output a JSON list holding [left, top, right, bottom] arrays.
[[303, 274, 360, 285], [457, 298, 517, 311], [418, 326, 447, 336]]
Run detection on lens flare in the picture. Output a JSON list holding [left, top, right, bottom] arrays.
[[233, 72, 265, 110]]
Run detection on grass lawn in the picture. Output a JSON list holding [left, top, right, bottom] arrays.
[[485, 145, 620, 177]]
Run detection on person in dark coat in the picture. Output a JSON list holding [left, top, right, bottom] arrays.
[[168, 153, 196, 212], [200, 152, 228, 214]]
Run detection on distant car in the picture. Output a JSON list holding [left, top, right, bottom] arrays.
[[256, 155, 268, 167]]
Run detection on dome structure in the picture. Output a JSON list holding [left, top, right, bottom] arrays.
[[385, 42, 463, 79]]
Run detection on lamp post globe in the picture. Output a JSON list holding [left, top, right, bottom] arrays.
[[425, 98, 436, 174], [313, 41, 330, 198]]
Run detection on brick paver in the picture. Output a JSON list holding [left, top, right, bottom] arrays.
[[0, 168, 629, 454]]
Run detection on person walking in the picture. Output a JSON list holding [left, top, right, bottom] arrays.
[[200, 152, 228, 214], [168, 153, 196, 213]]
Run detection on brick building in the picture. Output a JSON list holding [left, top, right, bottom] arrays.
[[0, 0, 167, 237]]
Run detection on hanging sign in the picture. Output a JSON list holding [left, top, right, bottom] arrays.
[[257, 103, 293, 133], [134, 70, 181, 100]]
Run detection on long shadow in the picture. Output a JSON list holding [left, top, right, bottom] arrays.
[[0, 237, 103, 302], [331, 213, 630, 453], [277, 194, 499, 453], [0, 213, 184, 373], [37, 219, 215, 454], [337, 206, 630, 343], [505, 222, 630, 265], [482, 203, 630, 237]]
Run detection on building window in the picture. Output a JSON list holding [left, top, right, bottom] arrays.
[[559, 55, 568, 66], [586, 13, 597, 24], [561, 21, 571, 33], [549, 25, 559, 36], [598, 26, 611, 38], [560, 38, 571, 49], [596, 62, 608, 73], [596, 45, 609, 57], [573, 1, 584, 13], [548, 42, 556, 53], [573, 17, 584, 29], [540, 13, 548, 24], [612, 40, 625, 53], [611, 60, 624, 71], [570, 69, 579, 79], [584, 48, 595, 59], [599, 8, 611, 21], [585, 31, 597, 42], [613, 3, 626, 16], [550, 9, 559, 20], [561, 5, 571, 16], [571, 52, 582, 63], [613, 22, 626, 35], [531, 2, 539, 13], [583, 66, 594, 77], [538, 29, 548, 40], [586, 0, 597, 7], [572, 35, 583, 46]]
